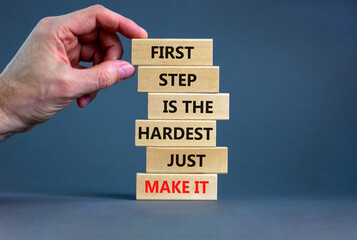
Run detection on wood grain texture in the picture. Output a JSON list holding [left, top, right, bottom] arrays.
[[136, 173, 217, 200], [137, 66, 219, 92], [146, 147, 228, 174], [132, 39, 213, 66], [135, 120, 216, 147], [148, 93, 229, 120]]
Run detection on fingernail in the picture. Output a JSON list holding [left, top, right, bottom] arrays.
[[80, 96, 91, 107], [119, 64, 135, 80]]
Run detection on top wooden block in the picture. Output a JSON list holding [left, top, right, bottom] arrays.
[[132, 39, 213, 66]]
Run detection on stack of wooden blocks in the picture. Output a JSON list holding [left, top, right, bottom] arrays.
[[132, 39, 229, 200]]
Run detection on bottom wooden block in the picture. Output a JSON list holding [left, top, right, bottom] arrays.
[[136, 173, 217, 200]]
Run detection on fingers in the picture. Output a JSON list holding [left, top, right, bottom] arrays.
[[70, 60, 135, 97], [75, 65, 98, 108], [78, 29, 99, 43], [93, 48, 104, 66], [74, 29, 124, 108], [65, 4, 148, 39], [79, 43, 105, 65], [77, 91, 98, 108], [99, 29, 123, 61], [79, 29, 123, 64], [67, 43, 81, 67], [80, 43, 102, 63], [57, 5, 145, 108]]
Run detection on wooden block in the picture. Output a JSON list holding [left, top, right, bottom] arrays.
[[148, 93, 229, 120], [146, 147, 228, 174], [132, 39, 213, 66], [136, 173, 217, 200], [137, 66, 219, 93], [135, 120, 216, 147]]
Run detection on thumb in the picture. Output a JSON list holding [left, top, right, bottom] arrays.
[[72, 60, 135, 96]]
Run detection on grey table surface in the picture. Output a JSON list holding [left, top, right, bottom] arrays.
[[0, 193, 356, 240]]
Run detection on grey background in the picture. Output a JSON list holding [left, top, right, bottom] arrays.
[[1, 193, 357, 240], [1, 1, 357, 239], [0, 0, 357, 198]]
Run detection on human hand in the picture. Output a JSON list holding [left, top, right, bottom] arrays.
[[0, 5, 147, 141]]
